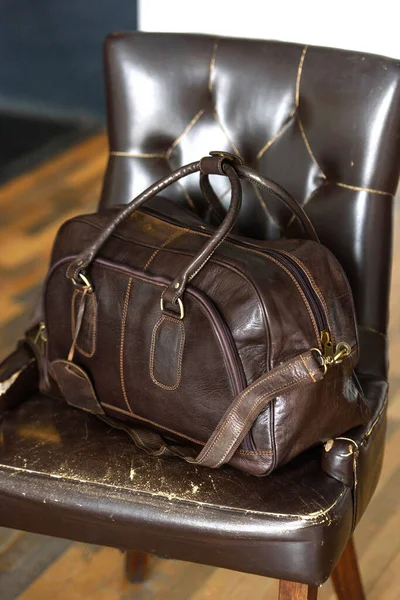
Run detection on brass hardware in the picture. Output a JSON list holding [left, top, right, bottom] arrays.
[[333, 341, 352, 363], [312, 332, 352, 376], [324, 439, 334, 452], [321, 329, 334, 360], [160, 297, 184, 320], [72, 271, 93, 291], [34, 322, 47, 344], [310, 347, 328, 376], [174, 282, 180, 289], [320, 331, 351, 366]]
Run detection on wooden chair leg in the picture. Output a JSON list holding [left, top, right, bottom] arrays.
[[125, 551, 150, 583], [331, 537, 365, 600], [279, 580, 318, 599]]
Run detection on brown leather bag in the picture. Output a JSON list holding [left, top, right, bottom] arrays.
[[40, 152, 370, 476]]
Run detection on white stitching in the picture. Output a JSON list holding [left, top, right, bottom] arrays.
[[197, 355, 315, 465]]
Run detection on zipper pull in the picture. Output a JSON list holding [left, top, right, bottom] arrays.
[[33, 322, 47, 344], [320, 330, 351, 366], [321, 330, 334, 365], [32, 321, 47, 356], [313, 331, 352, 376]]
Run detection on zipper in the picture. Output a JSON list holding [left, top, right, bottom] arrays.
[[142, 207, 328, 332], [265, 250, 326, 333], [260, 250, 351, 370], [141, 208, 352, 368]]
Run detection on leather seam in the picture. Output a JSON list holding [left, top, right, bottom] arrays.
[[66, 261, 82, 283], [296, 45, 326, 178], [69, 219, 271, 376], [237, 245, 320, 347], [208, 41, 218, 97], [213, 374, 311, 467], [256, 112, 296, 160], [237, 450, 273, 455], [143, 229, 189, 272], [335, 182, 392, 196], [119, 277, 135, 415], [359, 324, 387, 338], [52, 360, 99, 409], [71, 289, 97, 358], [295, 45, 308, 108], [212, 108, 242, 160], [165, 109, 205, 160], [110, 151, 165, 158], [297, 112, 326, 177], [101, 402, 205, 445], [105, 158, 392, 197], [197, 358, 311, 465], [361, 394, 388, 443], [300, 353, 316, 382], [255, 45, 304, 160], [100, 402, 273, 457], [285, 184, 324, 232], [149, 315, 185, 391], [126, 427, 167, 455], [0, 460, 348, 521], [279, 249, 335, 339]]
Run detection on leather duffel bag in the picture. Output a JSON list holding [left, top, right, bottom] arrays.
[[37, 152, 370, 476]]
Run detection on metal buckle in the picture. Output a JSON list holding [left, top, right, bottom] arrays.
[[333, 342, 351, 364], [160, 297, 184, 320]]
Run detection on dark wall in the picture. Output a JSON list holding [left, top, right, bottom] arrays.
[[0, 0, 137, 118]]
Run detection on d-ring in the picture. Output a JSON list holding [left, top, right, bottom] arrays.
[[72, 271, 93, 291], [160, 297, 184, 320], [310, 348, 327, 376]]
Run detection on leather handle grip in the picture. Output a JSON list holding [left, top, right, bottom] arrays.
[[200, 163, 319, 243], [69, 157, 242, 314], [68, 152, 319, 313], [235, 164, 319, 243]]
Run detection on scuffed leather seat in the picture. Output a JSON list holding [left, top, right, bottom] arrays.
[[0, 32, 399, 587]]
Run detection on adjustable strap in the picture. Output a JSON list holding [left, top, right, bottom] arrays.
[[191, 350, 322, 467], [100, 350, 323, 469]]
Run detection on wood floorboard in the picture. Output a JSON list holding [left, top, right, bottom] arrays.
[[0, 135, 399, 599]]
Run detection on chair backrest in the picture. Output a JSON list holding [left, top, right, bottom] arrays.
[[100, 32, 400, 375]]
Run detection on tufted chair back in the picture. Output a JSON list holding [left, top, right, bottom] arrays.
[[100, 32, 400, 375]]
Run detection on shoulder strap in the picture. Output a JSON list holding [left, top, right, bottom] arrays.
[[101, 350, 323, 469]]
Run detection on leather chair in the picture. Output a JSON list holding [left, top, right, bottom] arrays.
[[1, 32, 399, 599]]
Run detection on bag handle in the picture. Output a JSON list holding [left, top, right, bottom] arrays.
[[68, 152, 319, 317]]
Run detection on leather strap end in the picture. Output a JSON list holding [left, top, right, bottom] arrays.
[[199, 155, 226, 175]]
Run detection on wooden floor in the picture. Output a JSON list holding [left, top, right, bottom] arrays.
[[0, 135, 399, 599]]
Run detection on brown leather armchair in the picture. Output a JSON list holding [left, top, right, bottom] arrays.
[[0, 32, 399, 599]]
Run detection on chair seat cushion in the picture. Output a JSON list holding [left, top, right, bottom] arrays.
[[0, 386, 384, 586]]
